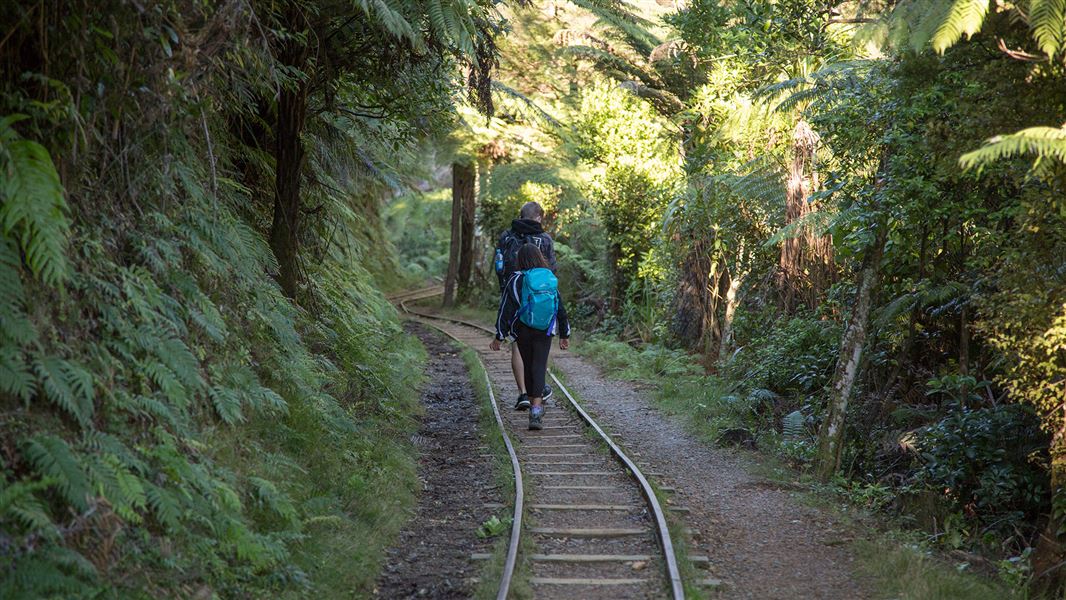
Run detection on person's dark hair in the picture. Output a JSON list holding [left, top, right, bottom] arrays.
[[516, 244, 550, 271], [520, 201, 544, 219]]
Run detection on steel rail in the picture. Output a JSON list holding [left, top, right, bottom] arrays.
[[397, 298, 523, 600], [399, 301, 686, 600]]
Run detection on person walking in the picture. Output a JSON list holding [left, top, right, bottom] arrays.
[[491, 245, 571, 430], [494, 201, 557, 411]]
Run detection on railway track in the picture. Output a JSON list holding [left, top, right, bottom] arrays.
[[396, 289, 686, 600]]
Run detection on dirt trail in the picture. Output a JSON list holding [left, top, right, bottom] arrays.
[[551, 352, 872, 599], [374, 323, 501, 599]]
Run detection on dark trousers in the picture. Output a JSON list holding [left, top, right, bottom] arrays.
[[516, 323, 552, 399]]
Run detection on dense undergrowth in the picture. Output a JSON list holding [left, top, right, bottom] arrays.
[[0, 0, 499, 595]]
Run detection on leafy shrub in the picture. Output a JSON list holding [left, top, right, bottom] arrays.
[[913, 405, 1049, 533], [726, 310, 841, 397]]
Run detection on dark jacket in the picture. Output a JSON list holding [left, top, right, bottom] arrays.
[[495, 271, 571, 341], [497, 219, 556, 289]]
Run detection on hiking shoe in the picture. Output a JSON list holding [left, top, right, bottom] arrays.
[[529, 406, 544, 430], [514, 393, 530, 411], [542, 384, 553, 401]]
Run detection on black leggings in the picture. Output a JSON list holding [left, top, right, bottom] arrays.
[[516, 323, 552, 399]]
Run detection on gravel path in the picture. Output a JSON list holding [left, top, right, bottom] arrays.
[[374, 324, 501, 599], [552, 352, 872, 599]]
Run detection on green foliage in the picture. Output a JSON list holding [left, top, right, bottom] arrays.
[[0, 115, 69, 287], [913, 406, 1049, 529]]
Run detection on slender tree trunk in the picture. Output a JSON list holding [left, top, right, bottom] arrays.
[[1033, 418, 1066, 592], [609, 242, 624, 312], [443, 164, 464, 307], [269, 74, 308, 299], [456, 162, 476, 302], [815, 227, 886, 481], [720, 251, 746, 362]]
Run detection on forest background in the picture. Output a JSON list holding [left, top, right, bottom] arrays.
[[2, 0, 1066, 598]]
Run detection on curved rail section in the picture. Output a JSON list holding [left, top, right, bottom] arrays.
[[397, 295, 523, 600], [398, 295, 685, 600]]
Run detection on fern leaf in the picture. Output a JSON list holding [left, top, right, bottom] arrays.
[[0, 345, 33, 401], [23, 435, 91, 511], [0, 115, 70, 287], [959, 124, 1066, 175], [209, 385, 244, 424], [931, 0, 991, 53], [145, 483, 181, 530], [1031, 0, 1066, 57], [33, 355, 94, 426]]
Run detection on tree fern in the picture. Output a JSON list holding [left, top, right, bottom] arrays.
[[0, 115, 70, 288], [930, 0, 991, 53], [959, 124, 1066, 179], [1031, 0, 1066, 57], [23, 435, 91, 511]]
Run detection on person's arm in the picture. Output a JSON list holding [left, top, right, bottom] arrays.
[[495, 273, 521, 341], [555, 292, 571, 339]]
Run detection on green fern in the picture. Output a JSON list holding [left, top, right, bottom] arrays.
[[959, 124, 1066, 179], [1032, 0, 1066, 56], [33, 355, 94, 427], [0, 115, 71, 288], [782, 410, 806, 440], [0, 476, 58, 534], [930, 0, 991, 53], [23, 434, 91, 511]]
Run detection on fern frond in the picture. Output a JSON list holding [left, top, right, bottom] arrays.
[[959, 124, 1066, 176], [23, 435, 91, 511], [930, 0, 991, 53], [0, 115, 70, 287], [145, 483, 181, 530], [1031, 0, 1066, 57], [209, 385, 244, 424], [33, 356, 94, 427]]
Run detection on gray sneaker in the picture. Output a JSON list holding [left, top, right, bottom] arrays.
[[529, 406, 544, 430]]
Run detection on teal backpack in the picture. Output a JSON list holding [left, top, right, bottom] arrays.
[[518, 268, 559, 333]]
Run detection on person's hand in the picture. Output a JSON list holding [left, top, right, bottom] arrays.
[[559, 338, 569, 351], [490, 339, 501, 351]]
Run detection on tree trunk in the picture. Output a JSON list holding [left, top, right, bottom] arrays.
[[719, 255, 746, 362], [456, 162, 476, 302], [778, 119, 833, 312], [815, 227, 886, 481], [442, 164, 464, 307], [1033, 419, 1066, 593], [269, 74, 309, 299]]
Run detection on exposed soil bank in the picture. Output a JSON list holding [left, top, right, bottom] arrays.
[[552, 352, 872, 599], [374, 323, 501, 598]]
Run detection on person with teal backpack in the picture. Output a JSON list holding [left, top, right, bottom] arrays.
[[491, 244, 571, 430]]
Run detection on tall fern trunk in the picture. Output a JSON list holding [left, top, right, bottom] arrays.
[[671, 238, 714, 348], [443, 163, 464, 307], [815, 227, 885, 481], [269, 42, 309, 299], [1033, 421, 1066, 593], [779, 119, 833, 312], [456, 162, 476, 302]]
